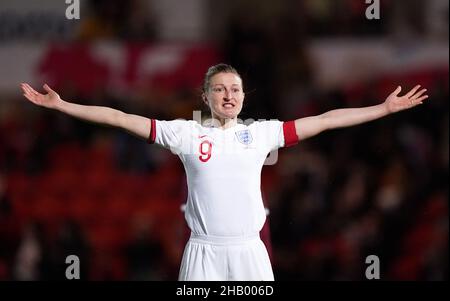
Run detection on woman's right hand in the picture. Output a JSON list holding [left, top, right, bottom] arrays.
[[20, 83, 62, 109]]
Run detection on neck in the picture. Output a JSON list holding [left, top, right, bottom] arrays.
[[208, 114, 238, 129]]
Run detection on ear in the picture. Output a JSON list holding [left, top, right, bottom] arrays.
[[202, 93, 208, 105]]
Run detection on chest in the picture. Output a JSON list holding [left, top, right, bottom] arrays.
[[180, 129, 266, 174]]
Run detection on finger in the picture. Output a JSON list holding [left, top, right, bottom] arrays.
[[21, 84, 37, 100], [23, 92, 37, 103], [22, 84, 36, 96], [22, 83, 37, 96], [20, 83, 28, 93], [411, 88, 427, 100], [415, 95, 429, 104], [25, 83, 39, 95], [43, 84, 53, 93], [405, 85, 421, 98], [20, 83, 30, 92], [23, 88, 35, 99], [392, 86, 402, 96]]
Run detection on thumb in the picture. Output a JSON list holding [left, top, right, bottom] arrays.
[[43, 84, 53, 93], [392, 86, 402, 96]]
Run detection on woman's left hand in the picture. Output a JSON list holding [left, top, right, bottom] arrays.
[[384, 85, 428, 114]]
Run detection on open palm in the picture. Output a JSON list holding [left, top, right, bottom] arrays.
[[20, 83, 61, 109], [385, 85, 428, 114]]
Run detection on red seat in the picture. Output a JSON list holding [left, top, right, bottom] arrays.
[[67, 193, 101, 225], [48, 143, 85, 172], [86, 219, 130, 251]]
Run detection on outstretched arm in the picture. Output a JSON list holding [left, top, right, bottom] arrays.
[[20, 83, 151, 140], [294, 85, 428, 141]]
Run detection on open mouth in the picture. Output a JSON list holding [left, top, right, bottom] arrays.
[[222, 103, 235, 108]]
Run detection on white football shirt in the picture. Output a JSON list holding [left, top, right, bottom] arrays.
[[148, 119, 298, 237]]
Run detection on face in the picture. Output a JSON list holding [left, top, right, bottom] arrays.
[[204, 72, 245, 120]]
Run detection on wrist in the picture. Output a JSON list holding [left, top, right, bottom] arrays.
[[53, 98, 65, 111], [381, 102, 391, 115]]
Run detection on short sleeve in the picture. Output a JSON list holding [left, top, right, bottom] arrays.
[[148, 119, 192, 154], [254, 120, 298, 152]]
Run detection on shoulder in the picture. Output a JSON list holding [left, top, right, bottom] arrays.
[[248, 120, 283, 131], [157, 119, 199, 129], [153, 120, 201, 140]]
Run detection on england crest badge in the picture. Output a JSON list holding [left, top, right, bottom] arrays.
[[235, 129, 253, 145]]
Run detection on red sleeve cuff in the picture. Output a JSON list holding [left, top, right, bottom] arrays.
[[148, 119, 156, 144], [282, 120, 299, 147]]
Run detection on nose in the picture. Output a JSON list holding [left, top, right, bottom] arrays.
[[224, 89, 232, 100]]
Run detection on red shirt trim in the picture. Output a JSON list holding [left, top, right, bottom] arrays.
[[148, 119, 156, 144], [282, 120, 299, 147]]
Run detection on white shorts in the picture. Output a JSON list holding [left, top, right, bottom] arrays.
[[178, 232, 274, 281]]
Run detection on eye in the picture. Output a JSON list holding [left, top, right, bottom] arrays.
[[232, 88, 240, 93], [213, 87, 224, 93]]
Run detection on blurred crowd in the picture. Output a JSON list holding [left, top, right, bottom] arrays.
[[0, 0, 448, 280], [73, 0, 448, 42]]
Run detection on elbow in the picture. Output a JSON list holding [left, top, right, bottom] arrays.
[[297, 115, 328, 141], [318, 114, 330, 132], [114, 110, 127, 128]]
